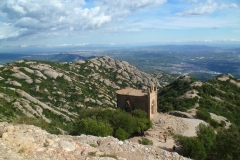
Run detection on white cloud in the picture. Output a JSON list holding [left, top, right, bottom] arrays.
[[221, 39, 240, 42], [176, 0, 238, 16], [21, 44, 28, 47], [0, 0, 238, 47], [15, 17, 40, 29], [96, 0, 166, 11], [212, 26, 219, 29], [0, 0, 167, 41], [0, 0, 112, 40], [219, 3, 238, 10], [0, 22, 23, 39], [58, 44, 72, 47]]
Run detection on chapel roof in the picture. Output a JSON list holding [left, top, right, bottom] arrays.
[[116, 88, 147, 96]]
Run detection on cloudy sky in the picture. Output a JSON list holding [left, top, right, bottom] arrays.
[[0, 0, 240, 51]]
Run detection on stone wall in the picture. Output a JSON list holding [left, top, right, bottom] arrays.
[[117, 94, 149, 112], [116, 85, 158, 119]]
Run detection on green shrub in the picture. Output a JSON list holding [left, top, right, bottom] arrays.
[[196, 109, 211, 122], [132, 109, 147, 118], [196, 123, 216, 151], [90, 144, 98, 148], [73, 108, 151, 140], [13, 116, 49, 129], [219, 120, 226, 127], [76, 118, 113, 137], [18, 148, 25, 154], [114, 127, 130, 140], [139, 138, 153, 145], [100, 154, 118, 159], [207, 126, 240, 160], [209, 119, 219, 128], [174, 135, 206, 160], [88, 152, 96, 156]]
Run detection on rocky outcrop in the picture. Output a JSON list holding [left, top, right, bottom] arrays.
[[217, 74, 233, 81], [11, 72, 33, 84], [0, 122, 189, 160], [181, 89, 200, 99], [210, 113, 231, 128], [44, 70, 63, 79], [190, 81, 202, 87], [15, 89, 73, 122], [89, 56, 160, 88], [31, 64, 71, 81], [5, 79, 22, 86], [24, 67, 47, 79], [0, 126, 6, 137]]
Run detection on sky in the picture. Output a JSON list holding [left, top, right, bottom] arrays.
[[0, 0, 240, 52]]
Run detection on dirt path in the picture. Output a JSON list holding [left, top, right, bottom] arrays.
[[129, 112, 207, 152], [182, 118, 207, 137]]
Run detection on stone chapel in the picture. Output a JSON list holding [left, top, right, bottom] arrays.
[[116, 84, 157, 119]]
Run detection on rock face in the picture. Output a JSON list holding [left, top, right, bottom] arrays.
[[0, 122, 189, 160], [0, 126, 6, 137], [90, 56, 160, 88], [5, 79, 22, 86], [12, 72, 33, 84]]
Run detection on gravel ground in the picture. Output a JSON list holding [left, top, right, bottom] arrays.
[[129, 112, 207, 152]]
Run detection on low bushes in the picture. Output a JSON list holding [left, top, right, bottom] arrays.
[[72, 108, 152, 140]]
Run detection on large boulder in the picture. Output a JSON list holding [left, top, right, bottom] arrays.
[[0, 126, 6, 137], [59, 141, 76, 152]]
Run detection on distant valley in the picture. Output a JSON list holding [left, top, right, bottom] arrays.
[[1, 45, 239, 81]]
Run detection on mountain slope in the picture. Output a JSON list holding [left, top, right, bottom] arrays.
[[0, 56, 161, 133], [157, 74, 240, 126]]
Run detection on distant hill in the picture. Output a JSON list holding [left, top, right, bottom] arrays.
[[141, 45, 216, 51], [0, 53, 95, 65]]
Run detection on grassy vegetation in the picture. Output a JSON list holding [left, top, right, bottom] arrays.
[[100, 154, 118, 159]]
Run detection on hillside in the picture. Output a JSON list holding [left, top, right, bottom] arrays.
[[0, 56, 164, 133], [158, 74, 240, 126]]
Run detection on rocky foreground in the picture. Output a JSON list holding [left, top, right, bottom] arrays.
[[0, 121, 190, 160]]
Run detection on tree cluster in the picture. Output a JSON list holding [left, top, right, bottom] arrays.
[[71, 108, 152, 140], [174, 123, 240, 160]]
